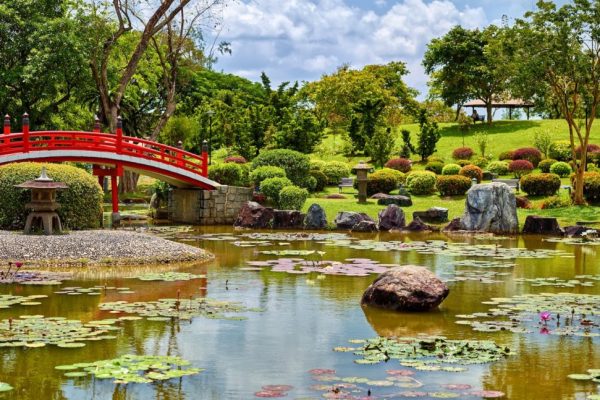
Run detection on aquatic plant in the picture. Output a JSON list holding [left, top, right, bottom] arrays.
[[0, 294, 48, 309], [136, 272, 206, 282]]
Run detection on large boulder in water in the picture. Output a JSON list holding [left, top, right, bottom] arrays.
[[460, 183, 518, 234], [304, 204, 328, 229], [361, 265, 449, 312], [522, 216, 563, 236], [233, 201, 274, 229], [378, 205, 406, 231], [334, 211, 374, 230]]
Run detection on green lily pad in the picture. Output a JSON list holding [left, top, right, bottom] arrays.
[[568, 374, 594, 380], [0, 382, 13, 392]]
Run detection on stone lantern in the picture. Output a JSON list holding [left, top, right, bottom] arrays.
[[353, 161, 372, 204], [15, 167, 68, 235]]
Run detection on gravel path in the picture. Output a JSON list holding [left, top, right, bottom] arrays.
[[0, 230, 212, 268]]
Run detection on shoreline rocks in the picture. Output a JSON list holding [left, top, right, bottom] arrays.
[[460, 183, 518, 234]]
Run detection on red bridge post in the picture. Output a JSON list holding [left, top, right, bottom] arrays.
[[201, 140, 209, 177], [3, 115, 10, 145], [22, 113, 29, 153], [116, 116, 123, 153]]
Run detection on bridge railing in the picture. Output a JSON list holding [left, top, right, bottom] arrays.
[[0, 114, 209, 177]]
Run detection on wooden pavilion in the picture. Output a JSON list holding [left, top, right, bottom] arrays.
[[464, 99, 534, 121]]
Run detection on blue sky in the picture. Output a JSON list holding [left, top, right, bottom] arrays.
[[213, 0, 568, 95]]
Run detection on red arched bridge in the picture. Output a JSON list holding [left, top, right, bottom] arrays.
[[2, 114, 219, 216]]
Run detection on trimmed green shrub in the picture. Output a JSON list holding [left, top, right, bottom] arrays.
[[260, 177, 293, 203], [459, 165, 483, 183], [472, 157, 489, 169], [452, 147, 474, 160], [406, 171, 437, 195], [364, 168, 405, 196], [549, 161, 572, 177], [252, 149, 310, 186], [509, 160, 534, 178], [487, 161, 509, 176], [322, 161, 352, 185], [427, 156, 445, 163], [249, 166, 286, 186], [513, 147, 542, 167], [538, 159, 558, 173], [309, 159, 327, 171], [437, 175, 472, 196], [384, 158, 412, 173], [572, 172, 600, 203], [278, 185, 309, 210], [456, 160, 471, 167], [442, 164, 461, 175], [541, 195, 571, 209], [0, 163, 103, 230], [520, 173, 561, 196], [310, 170, 328, 192], [588, 152, 600, 167], [425, 161, 444, 175], [209, 163, 250, 187], [548, 140, 572, 161], [498, 150, 515, 161], [224, 156, 247, 164]]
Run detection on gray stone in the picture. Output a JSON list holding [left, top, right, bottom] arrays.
[[412, 207, 449, 224], [403, 217, 435, 232], [361, 265, 449, 312], [233, 201, 274, 229], [522, 216, 563, 236], [564, 225, 590, 238], [377, 195, 413, 207], [443, 217, 463, 232], [460, 183, 518, 234], [352, 220, 378, 232], [370, 193, 390, 200], [334, 211, 374, 230], [378, 205, 406, 231], [273, 210, 305, 229], [304, 204, 328, 229]]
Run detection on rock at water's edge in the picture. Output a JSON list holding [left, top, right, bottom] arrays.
[[233, 201, 274, 229], [522, 216, 563, 236], [460, 183, 518, 234], [334, 211, 374, 230], [378, 205, 406, 231], [273, 210, 305, 229], [304, 203, 328, 229]]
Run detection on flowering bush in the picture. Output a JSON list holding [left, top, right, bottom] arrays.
[[575, 144, 600, 157], [509, 160, 534, 178], [452, 147, 474, 160], [538, 159, 558, 173], [442, 164, 461, 175], [406, 171, 437, 195], [384, 158, 412, 173], [436, 175, 472, 196], [549, 161, 571, 177], [513, 147, 543, 167], [459, 165, 483, 183], [487, 161, 510, 176], [520, 173, 561, 196]]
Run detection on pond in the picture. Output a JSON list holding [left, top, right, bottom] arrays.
[[0, 227, 599, 399]]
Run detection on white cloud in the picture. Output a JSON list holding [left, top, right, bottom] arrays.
[[214, 0, 488, 95]]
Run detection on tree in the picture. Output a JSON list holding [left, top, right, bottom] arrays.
[[399, 129, 415, 158], [348, 98, 386, 153], [423, 25, 515, 124], [366, 127, 395, 168], [415, 110, 441, 161], [515, 0, 600, 205]]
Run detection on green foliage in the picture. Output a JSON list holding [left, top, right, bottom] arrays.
[[437, 175, 472, 196], [541, 196, 571, 209], [399, 129, 415, 158], [384, 158, 412, 173], [0, 163, 103, 230], [278, 185, 309, 210], [365, 168, 405, 196], [534, 130, 553, 158], [471, 157, 489, 169], [260, 177, 293, 204], [474, 132, 489, 158], [498, 150, 515, 161], [406, 171, 437, 195], [252, 149, 310, 186], [459, 165, 483, 183], [159, 116, 200, 149], [487, 161, 510, 176], [520, 173, 561, 196], [208, 163, 250, 187], [456, 160, 472, 167], [415, 109, 441, 161], [549, 161, 572, 177], [310, 170, 328, 192], [538, 159, 558, 173], [321, 161, 352, 185], [572, 172, 600, 203], [548, 141, 572, 162], [249, 166, 286, 186], [425, 161, 444, 175], [442, 164, 461, 175], [366, 127, 395, 168], [310, 159, 327, 171], [349, 97, 385, 153]]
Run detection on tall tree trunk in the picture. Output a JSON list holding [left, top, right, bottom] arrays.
[[486, 102, 493, 124]]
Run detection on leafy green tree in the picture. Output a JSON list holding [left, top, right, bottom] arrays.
[[514, 0, 600, 205], [348, 98, 385, 153], [367, 127, 395, 168], [399, 129, 415, 158], [415, 110, 441, 161]]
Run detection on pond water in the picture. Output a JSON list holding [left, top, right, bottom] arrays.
[[1, 227, 599, 399]]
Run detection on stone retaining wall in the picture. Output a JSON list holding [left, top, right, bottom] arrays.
[[168, 186, 253, 225]]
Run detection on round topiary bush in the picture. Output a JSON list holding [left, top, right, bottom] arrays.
[[509, 160, 534, 178], [309, 159, 327, 171], [442, 163, 461, 175], [436, 175, 472, 196], [0, 163, 103, 230], [406, 171, 437, 195], [384, 158, 412, 173], [252, 149, 310, 186], [459, 164, 483, 183], [260, 177, 293, 204], [572, 172, 600, 203], [548, 140, 572, 161], [278, 185, 309, 210], [250, 166, 287, 186], [471, 156, 489, 169], [425, 161, 444, 175], [310, 170, 328, 192], [427, 156, 445, 163], [321, 161, 352, 185], [456, 160, 472, 167], [549, 161, 571, 177], [520, 173, 561, 196], [363, 168, 405, 196], [224, 155, 247, 164], [452, 147, 474, 160], [209, 163, 250, 187], [538, 159, 558, 173], [575, 144, 600, 157], [513, 147, 543, 167], [487, 161, 510, 176], [498, 150, 515, 161]]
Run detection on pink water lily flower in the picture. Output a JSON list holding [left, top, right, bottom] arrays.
[[540, 311, 551, 323], [14, 262, 22, 268]]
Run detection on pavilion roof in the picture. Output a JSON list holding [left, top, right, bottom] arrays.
[[464, 99, 534, 107]]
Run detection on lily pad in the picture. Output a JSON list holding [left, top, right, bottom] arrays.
[[136, 272, 206, 282], [0, 382, 13, 392]]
